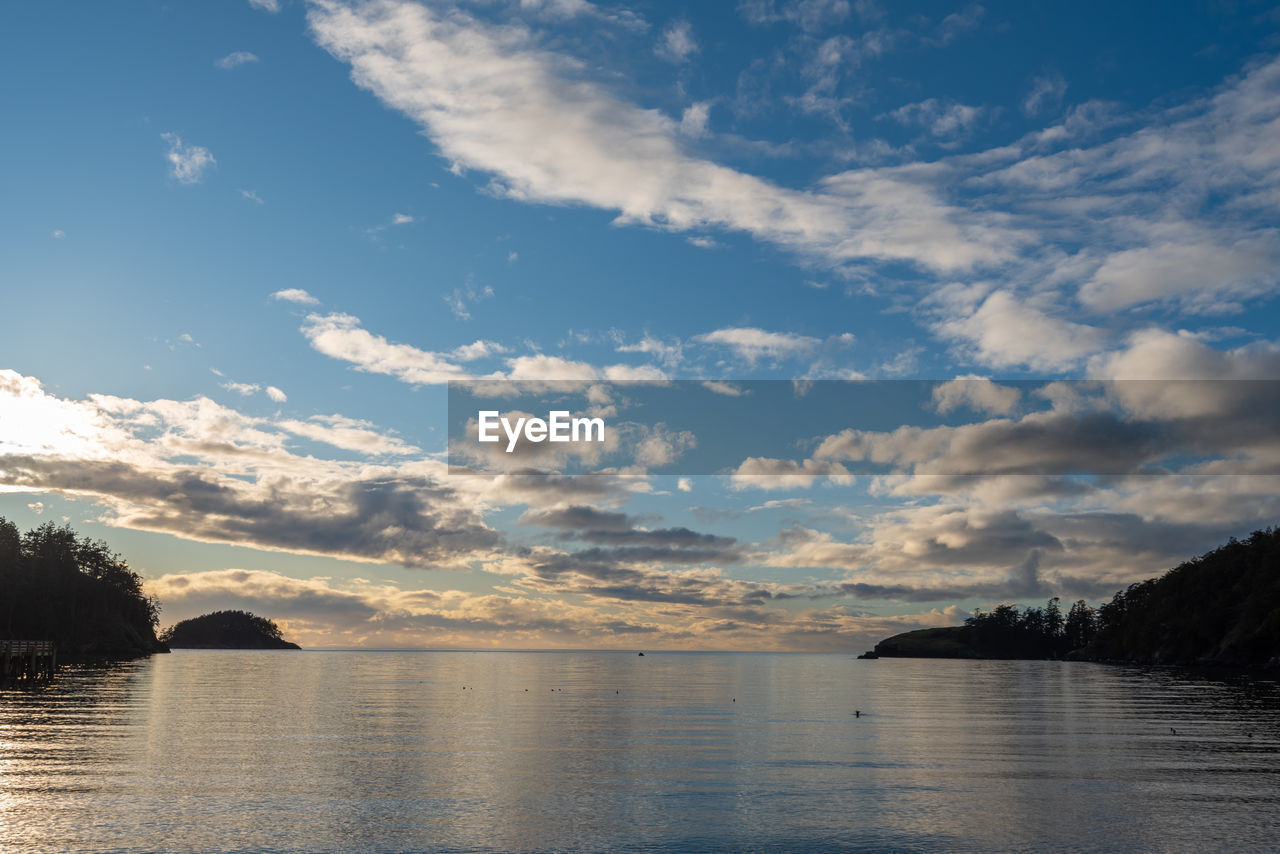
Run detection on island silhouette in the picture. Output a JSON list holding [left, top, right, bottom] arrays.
[[162, 610, 301, 650]]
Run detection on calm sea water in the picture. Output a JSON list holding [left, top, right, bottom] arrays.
[[2, 651, 1278, 852]]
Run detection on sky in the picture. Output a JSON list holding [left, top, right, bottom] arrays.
[[2, 0, 1280, 650]]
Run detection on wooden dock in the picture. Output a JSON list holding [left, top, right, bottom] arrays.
[[1, 640, 56, 684]]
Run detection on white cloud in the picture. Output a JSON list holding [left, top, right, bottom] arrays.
[[516, 0, 646, 29], [6, 364, 1278, 648], [679, 101, 711, 138], [930, 3, 984, 46], [936, 291, 1105, 371], [366, 212, 417, 234], [1080, 236, 1279, 312], [500, 354, 596, 382], [701, 380, 747, 397], [221, 382, 261, 396], [747, 497, 812, 513], [730, 457, 852, 490], [632, 424, 697, 468], [271, 288, 320, 305], [694, 327, 822, 364], [1089, 328, 1280, 382], [298, 311, 668, 386], [51, 229, 65, 239], [450, 339, 510, 361], [602, 364, 669, 382], [145, 566, 951, 652], [161, 133, 216, 184], [739, 0, 853, 32], [240, 189, 265, 204], [302, 312, 471, 384], [616, 334, 683, 367], [215, 51, 260, 70], [248, 0, 280, 12], [305, 0, 1009, 273], [656, 20, 698, 63], [1023, 72, 1067, 116], [787, 32, 888, 127], [277, 414, 417, 455], [1, 370, 490, 567], [887, 98, 984, 138], [932, 377, 1021, 416], [298, 11, 1280, 380], [215, 380, 290, 408], [444, 283, 494, 320]]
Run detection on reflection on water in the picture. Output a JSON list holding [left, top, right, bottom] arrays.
[[2, 652, 1278, 852]]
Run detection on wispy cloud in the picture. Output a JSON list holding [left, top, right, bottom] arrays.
[[221, 381, 286, 404], [656, 19, 698, 63], [271, 288, 320, 305], [444, 281, 493, 320], [928, 3, 984, 46], [1023, 71, 1067, 116], [694, 327, 831, 365], [161, 133, 215, 184], [302, 312, 471, 384], [221, 381, 261, 396], [215, 50, 259, 70], [306, 0, 1010, 274], [298, 310, 666, 385], [886, 98, 985, 139], [307, 3, 1280, 377], [738, 0, 854, 32], [679, 102, 712, 138]]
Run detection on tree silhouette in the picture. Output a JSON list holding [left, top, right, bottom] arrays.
[[0, 516, 163, 656], [889, 528, 1279, 667], [161, 610, 300, 649]]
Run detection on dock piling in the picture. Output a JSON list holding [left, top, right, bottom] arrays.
[[1, 640, 57, 685]]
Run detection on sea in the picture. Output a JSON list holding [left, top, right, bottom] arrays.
[[2, 650, 1278, 852]]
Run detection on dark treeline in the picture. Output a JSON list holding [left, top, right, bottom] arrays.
[[162, 610, 300, 649], [961, 597, 1098, 659], [877, 528, 1280, 669], [1088, 527, 1280, 666], [0, 516, 166, 657]]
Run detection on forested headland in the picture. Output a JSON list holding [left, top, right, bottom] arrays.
[[871, 528, 1280, 669], [0, 517, 166, 658]]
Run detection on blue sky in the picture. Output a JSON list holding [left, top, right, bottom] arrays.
[[2, 0, 1280, 649]]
